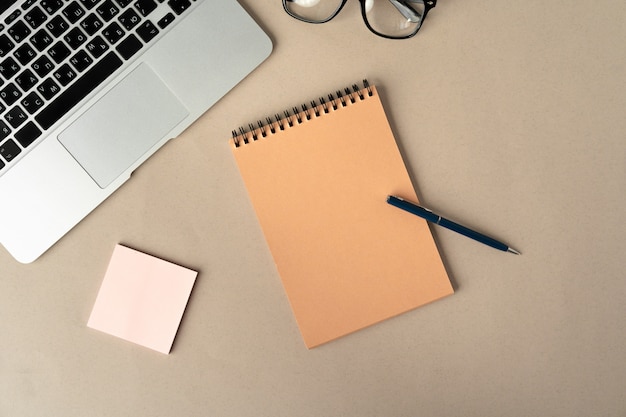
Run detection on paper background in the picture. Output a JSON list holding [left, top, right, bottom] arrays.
[[1, 0, 625, 416]]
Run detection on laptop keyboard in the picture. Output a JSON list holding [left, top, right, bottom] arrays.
[[0, 0, 195, 173]]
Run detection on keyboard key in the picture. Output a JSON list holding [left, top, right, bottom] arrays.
[[30, 28, 54, 51], [63, 2, 87, 24], [41, 0, 65, 15], [48, 41, 71, 63], [70, 50, 93, 72], [168, 0, 191, 15], [134, 0, 157, 17], [15, 121, 42, 147], [102, 22, 125, 44], [119, 8, 141, 30], [22, 0, 40, 11], [0, 34, 15, 57], [80, 13, 104, 36], [36, 78, 61, 100], [116, 34, 142, 60], [0, 121, 10, 140], [4, 10, 22, 26], [53, 64, 77, 86], [115, 0, 133, 7], [21, 91, 45, 114], [85, 35, 109, 58], [0, 139, 21, 162], [0, 83, 22, 106], [14, 43, 37, 65], [0, 57, 20, 79], [35, 52, 123, 129], [5, 106, 28, 129], [8, 21, 32, 43], [24, 6, 48, 29], [46, 15, 70, 37], [80, 0, 104, 10], [97, 1, 120, 22], [15, 69, 38, 91], [136, 20, 159, 43], [64, 27, 88, 49], [0, 158, 4, 170], [157, 12, 174, 29], [31, 55, 55, 77]]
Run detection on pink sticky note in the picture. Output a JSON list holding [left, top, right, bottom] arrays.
[[87, 244, 197, 354]]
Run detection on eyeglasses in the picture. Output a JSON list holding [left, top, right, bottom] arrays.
[[283, 0, 436, 40]]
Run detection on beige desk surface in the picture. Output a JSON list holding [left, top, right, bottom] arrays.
[[2, 1, 625, 416]]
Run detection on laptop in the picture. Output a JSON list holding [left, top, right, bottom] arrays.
[[0, 0, 272, 263]]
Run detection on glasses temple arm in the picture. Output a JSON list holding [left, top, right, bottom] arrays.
[[387, 0, 422, 22]]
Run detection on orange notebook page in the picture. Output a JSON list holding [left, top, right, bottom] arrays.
[[232, 85, 453, 348]]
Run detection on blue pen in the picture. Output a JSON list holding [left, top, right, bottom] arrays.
[[387, 195, 520, 255]]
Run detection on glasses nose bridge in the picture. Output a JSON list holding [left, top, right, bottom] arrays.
[[337, 0, 356, 18], [284, 0, 433, 39]]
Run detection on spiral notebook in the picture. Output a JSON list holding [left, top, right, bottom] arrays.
[[230, 80, 453, 348]]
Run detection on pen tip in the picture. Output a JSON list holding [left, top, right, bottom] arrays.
[[507, 248, 521, 255]]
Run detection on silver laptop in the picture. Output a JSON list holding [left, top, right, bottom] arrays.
[[0, 0, 272, 263]]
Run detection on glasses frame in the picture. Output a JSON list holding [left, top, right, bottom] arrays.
[[283, 0, 437, 39]]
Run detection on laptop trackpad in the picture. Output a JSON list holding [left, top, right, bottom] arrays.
[[58, 64, 189, 189]]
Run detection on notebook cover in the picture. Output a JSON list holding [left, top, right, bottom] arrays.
[[231, 84, 453, 348]]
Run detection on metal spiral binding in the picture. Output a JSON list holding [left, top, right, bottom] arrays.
[[232, 79, 373, 147]]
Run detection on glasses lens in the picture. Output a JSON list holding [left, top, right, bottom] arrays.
[[284, 0, 345, 23], [364, 0, 425, 38]]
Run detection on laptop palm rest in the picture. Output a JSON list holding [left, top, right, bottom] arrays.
[[58, 64, 189, 189]]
